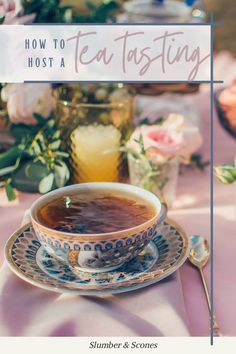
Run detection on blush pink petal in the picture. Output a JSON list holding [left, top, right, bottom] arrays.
[[128, 125, 184, 160]]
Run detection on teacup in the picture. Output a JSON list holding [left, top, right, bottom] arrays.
[[30, 182, 167, 273]]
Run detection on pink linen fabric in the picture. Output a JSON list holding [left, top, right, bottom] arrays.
[[0, 262, 190, 336], [176, 89, 236, 337]]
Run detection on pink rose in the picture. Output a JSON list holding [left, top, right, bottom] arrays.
[[127, 125, 183, 162], [127, 114, 202, 162]]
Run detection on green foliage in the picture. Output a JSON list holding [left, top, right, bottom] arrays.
[[21, 0, 120, 23], [134, 134, 146, 155], [0, 114, 70, 200], [5, 180, 16, 201], [214, 164, 236, 184]]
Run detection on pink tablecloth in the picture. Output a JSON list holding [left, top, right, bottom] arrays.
[[175, 90, 236, 337], [0, 75, 236, 336]]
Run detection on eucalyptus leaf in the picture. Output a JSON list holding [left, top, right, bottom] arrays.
[[0, 146, 23, 169], [33, 141, 42, 155], [52, 130, 61, 139], [25, 161, 50, 179], [50, 140, 61, 150], [33, 113, 46, 126], [0, 164, 18, 177], [222, 165, 236, 178], [54, 151, 69, 158], [11, 160, 50, 193], [46, 119, 55, 128], [5, 183, 16, 201], [39, 173, 55, 194], [37, 134, 46, 149], [214, 165, 236, 184]]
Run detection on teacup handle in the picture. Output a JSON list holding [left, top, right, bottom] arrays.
[[159, 202, 168, 223]]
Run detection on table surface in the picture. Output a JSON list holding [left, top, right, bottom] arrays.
[[0, 88, 235, 336]]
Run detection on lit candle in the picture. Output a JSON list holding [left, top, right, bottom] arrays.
[[71, 124, 121, 183]]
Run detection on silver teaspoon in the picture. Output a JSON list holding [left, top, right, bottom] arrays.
[[188, 235, 221, 336]]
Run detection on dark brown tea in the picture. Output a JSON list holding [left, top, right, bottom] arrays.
[[37, 190, 155, 234]]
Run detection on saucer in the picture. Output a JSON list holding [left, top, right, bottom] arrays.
[[5, 219, 189, 295]]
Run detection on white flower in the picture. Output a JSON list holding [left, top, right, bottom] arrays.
[[1, 84, 54, 124]]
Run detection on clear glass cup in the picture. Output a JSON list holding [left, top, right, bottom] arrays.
[[128, 153, 179, 207]]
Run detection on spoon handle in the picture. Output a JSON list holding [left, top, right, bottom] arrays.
[[199, 269, 221, 336]]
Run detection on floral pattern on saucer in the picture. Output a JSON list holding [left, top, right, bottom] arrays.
[[5, 219, 189, 295]]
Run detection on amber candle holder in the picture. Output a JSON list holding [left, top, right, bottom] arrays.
[[54, 84, 134, 183]]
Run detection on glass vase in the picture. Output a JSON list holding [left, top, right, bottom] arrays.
[[54, 84, 134, 183], [128, 153, 179, 207]]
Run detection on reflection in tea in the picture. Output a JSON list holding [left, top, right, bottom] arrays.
[[37, 190, 155, 234]]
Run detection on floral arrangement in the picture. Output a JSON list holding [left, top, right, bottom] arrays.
[[0, 82, 134, 200], [125, 114, 203, 204], [0, 0, 119, 24], [0, 83, 205, 204], [0, 83, 70, 200]]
